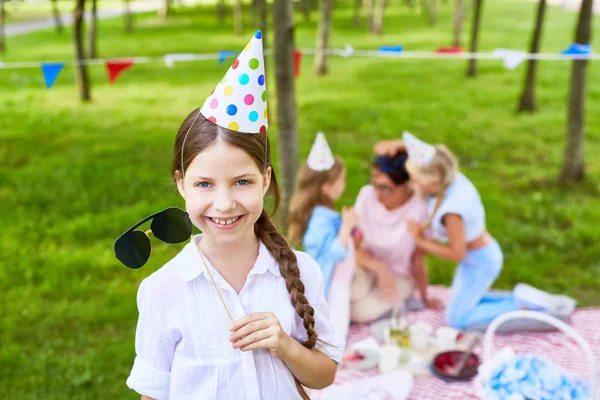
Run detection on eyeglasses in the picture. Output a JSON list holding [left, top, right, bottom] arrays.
[[370, 180, 397, 194], [114, 207, 193, 269]]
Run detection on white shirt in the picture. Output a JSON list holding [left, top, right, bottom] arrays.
[[126, 235, 344, 400]]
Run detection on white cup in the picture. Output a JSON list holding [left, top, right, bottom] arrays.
[[435, 327, 459, 351], [378, 344, 401, 374], [409, 322, 433, 351]]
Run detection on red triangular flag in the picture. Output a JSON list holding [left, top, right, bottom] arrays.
[[293, 50, 302, 78], [105, 60, 135, 84], [435, 46, 464, 54]]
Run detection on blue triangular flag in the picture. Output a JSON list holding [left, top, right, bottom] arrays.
[[218, 50, 235, 64], [41, 63, 64, 88], [561, 43, 592, 56], [379, 45, 403, 53]]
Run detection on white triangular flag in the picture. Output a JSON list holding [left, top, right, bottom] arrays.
[[493, 49, 527, 71], [307, 132, 335, 171]]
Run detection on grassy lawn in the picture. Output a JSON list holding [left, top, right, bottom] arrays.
[[1, 0, 599, 398], [3, 0, 126, 24]]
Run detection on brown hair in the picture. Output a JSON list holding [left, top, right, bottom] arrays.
[[172, 108, 317, 399], [287, 158, 345, 244], [405, 144, 458, 228]]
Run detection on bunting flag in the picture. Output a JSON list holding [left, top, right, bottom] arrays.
[[218, 50, 236, 65], [294, 50, 302, 78], [561, 43, 592, 56], [41, 63, 64, 89], [493, 49, 528, 70], [105, 60, 135, 84], [436, 46, 464, 54], [341, 44, 354, 58], [379, 45, 403, 53]]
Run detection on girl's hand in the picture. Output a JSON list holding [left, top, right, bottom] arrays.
[[373, 139, 406, 157], [341, 206, 358, 230], [229, 312, 291, 359], [407, 220, 424, 242], [424, 297, 444, 311]]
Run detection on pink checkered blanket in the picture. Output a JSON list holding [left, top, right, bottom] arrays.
[[311, 286, 600, 400]]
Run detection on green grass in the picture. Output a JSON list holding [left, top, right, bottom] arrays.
[[3, 0, 125, 24], [1, 1, 600, 398]]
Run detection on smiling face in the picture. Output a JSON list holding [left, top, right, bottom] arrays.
[[176, 140, 271, 247]]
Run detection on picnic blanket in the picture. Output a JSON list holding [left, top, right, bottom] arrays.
[[310, 286, 600, 400]]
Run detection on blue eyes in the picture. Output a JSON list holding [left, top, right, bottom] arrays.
[[194, 180, 251, 188]]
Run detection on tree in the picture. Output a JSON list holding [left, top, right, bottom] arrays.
[[353, 0, 361, 27], [51, 0, 63, 33], [124, 0, 133, 33], [74, 0, 91, 102], [453, 0, 468, 47], [273, 0, 298, 228], [467, 0, 483, 76], [234, 0, 243, 34], [314, 0, 333, 74], [0, 0, 5, 54], [517, 0, 547, 112], [301, 0, 311, 23], [364, 0, 374, 32], [89, 0, 98, 58], [421, 0, 438, 26], [217, 0, 226, 24], [372, 0, 385, 35], [257, 0, 268, 56], [560, 0, 593, 182], [158, 0, 170, 20]]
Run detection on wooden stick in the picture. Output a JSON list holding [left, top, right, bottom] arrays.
[[192, 236, 235, 323]]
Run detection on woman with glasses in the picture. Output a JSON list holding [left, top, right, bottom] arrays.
[[350, 151, 443, 324]]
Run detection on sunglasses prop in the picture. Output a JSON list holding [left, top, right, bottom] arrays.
[[114, 207, 193, 269]]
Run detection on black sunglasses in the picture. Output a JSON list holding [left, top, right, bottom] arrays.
[[114, 207, 193, 269]]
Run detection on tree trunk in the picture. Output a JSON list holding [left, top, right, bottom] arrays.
[[124, 0, 133, 33], [467, 0, 483, 76], [364, 0, 374, 32], [89, 0, 98, 58], [234, 0, 243, 34], [273, 0, 298, 229], [158, 0, 169, 20], [560, 0, 593, 183], [421, 0, 437, 26], [301, 0, 311, 23], [453, 0, 463, 47], [217, 0, 225, 23], [518, 0, 546, 112], [51, 0, 63, 33], [74, 0, 91, 102], [353, 0, 361, 27], [372, 0, 385, 35], [0, 0, 5, 54], [257, 0, 268, 69], [315, 0, 333, 74]]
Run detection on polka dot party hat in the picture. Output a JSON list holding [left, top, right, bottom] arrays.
[[307, 132, 335, 171], [200, 30, 268, 134], [403, 131, 436, 167]]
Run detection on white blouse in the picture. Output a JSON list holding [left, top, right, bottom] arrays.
[[126, 235, 344, 400]]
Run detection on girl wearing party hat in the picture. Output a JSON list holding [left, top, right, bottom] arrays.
[[126, 31, 343, 400], [288, 132, 358, 339], [379, 132, 573, 330]]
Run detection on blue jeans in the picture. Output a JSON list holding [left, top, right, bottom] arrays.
[[446, 240, 520, 329]]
